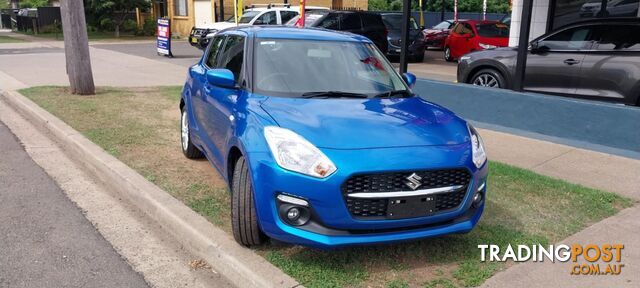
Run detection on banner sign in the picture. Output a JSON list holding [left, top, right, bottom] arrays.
[[157, 18, 172, 57]]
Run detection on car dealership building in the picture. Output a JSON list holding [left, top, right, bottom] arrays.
[[509, 0, 640, 46]]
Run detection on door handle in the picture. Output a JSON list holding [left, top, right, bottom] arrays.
[[563, 59, 581, 65]]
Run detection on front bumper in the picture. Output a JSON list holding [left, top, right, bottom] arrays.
[[247, 144, 488, 248]]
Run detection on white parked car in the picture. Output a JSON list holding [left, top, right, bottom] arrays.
[[188, 5, 299, 49]]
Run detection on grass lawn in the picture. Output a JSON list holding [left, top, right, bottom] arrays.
[[0, 35, 25, 43], [21, 86, 633, 288]]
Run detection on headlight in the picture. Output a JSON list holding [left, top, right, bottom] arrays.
[[460, 55, 471, 61], [468, 124, 487, 168], [264, 126, 337, 178], [479, 43, 498, 49]]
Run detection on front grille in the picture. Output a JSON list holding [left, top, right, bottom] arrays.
[[342, 169, 471, 219], [389, 39, 401, 47], [191, 28, 208, 36]]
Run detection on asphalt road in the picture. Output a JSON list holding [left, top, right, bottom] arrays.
[[0, 121, 149, 288], [92, 40, 202, 68]]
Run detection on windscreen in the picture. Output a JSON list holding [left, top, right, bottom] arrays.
[[382, 15, 419, 30], [475, 23, 510, 38], [254, 39, 407, 97]]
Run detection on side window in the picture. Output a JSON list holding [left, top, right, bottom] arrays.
[[255, 11, 277, 25], [452, 23, 463, 34], [361, 14, 383, 30], [205, 36, 225, 68], [539, 26, 595, 50], [461, 23, 474, 36], [341, 13, 362, 30], [318, 13, 339, 30], [596, 25, 640, 51], [217, 35, 245, 82], [280, 11, 298, 24]]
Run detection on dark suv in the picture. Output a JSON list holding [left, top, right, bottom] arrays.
[[457, 18, 640, 106], [298, 10, 388, 54]]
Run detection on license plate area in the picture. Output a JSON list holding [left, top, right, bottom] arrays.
[[191, 37, 199, 43], [386, 195, 436, 220]]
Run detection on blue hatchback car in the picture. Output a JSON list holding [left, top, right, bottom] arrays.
[[180, 26, 488, 248]]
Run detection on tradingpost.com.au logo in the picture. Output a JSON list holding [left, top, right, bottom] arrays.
[[478, 244, 625, 275]]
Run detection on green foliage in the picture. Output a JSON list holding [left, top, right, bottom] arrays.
[[369, 0, 511, 13], [0, 1, 10, 9], [19, 0, 49, 8], [135, 17, 157, 36], [122, 19, 137, 32], [85, 0, 149, 34]]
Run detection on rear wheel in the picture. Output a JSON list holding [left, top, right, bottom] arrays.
[[231, 156, 266, 247], [181, 108, 204, 159], [470, 69, 506, 89], [444, 47, 454, 62]]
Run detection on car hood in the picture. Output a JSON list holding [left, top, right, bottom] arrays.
[[196, 22, 244, 30], [260, 96, 470, 149]]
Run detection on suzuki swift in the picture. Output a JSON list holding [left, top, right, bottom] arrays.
[[180, 26, 488, 248]]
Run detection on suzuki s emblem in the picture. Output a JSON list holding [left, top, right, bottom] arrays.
[[405, 173, 423, 190]]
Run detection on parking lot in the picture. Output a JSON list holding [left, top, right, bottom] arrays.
[[91, 40, 458, 82]]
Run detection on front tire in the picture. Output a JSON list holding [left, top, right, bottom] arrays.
[[181, 108, 204, 159], [444, 47, 454, 62], [470, 69, 506, 89], [231, 156, 266, 247]]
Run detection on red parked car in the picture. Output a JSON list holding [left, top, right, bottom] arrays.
[[423, 20, 455, 49], [443, 20, 509, 61]]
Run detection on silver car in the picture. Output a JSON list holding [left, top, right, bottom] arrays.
[[457, 18, 640, 106]]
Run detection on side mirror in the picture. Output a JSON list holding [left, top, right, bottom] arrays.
[[530, 41, 549, 54], [206, 69, 236, 88], [402, 72, 417, 89]]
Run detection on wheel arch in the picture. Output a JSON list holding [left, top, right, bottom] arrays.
[[227, 146, 244, 186]]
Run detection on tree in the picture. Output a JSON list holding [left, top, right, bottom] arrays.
[[85, 0, 149, 37], [18, 0, 49, 8], [60, 0, 95, 95]]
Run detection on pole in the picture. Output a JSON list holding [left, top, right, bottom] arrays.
[[219, 0, 225, 22], [299, 0, 305, 27], [419, 0, 424, 27], [513, 0, 534, 91], [440, 0, 445, 22], [399, 0, 411, 74], [60, 0, 95, 95], [233, 0, 238, 24], [454, 0, 458, 21], [482, 0, 487, 20]]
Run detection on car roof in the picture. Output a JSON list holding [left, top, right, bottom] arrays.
[[223, 26, 373, 43], [458, 20, 501, 25]]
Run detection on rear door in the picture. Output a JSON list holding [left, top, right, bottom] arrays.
[[524, 25, 597, 95], [448, 22, 474, 58], [577, 24, 640, 103]]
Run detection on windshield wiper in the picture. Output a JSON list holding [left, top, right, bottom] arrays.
[[374, 90, 414, 98], [302, 91, 369, 99]]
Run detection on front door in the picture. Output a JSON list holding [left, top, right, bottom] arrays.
[[203, 34, 246, 166], [524, 25, 597, 95], [194, 0, 214, 27]]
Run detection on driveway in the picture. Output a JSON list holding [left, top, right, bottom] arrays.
[[0, 121, 149, 288]]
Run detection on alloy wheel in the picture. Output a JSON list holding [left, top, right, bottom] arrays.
[[473, 74, 500, 88], [181, 110, 189, 152]]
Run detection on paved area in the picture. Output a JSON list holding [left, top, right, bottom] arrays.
[[391, 49, 458, 82], [0, 121, 149, 288], [92, 40, 202, 68]]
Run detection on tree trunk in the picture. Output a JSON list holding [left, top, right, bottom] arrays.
[[60, 0, 95, 95], [115, 24, 120, 38]]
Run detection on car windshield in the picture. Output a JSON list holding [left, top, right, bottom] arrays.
[[382, 15, 419, 30], [475, 23, 509, 38], [433, 21, 451, 29], [226, 11, 261, 23], [254, 38, 407, 97]]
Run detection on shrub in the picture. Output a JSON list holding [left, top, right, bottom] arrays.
[[99, 17, 114, 31], [122, 19, 137, 32]]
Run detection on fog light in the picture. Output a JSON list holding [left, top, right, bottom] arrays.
[[472, 192, 484, 207], [287, 207, 301, 221]]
